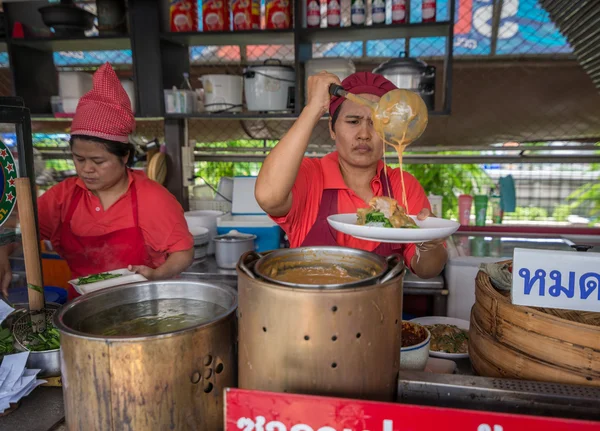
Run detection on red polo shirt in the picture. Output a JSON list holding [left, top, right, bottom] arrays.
[[271, 152, 431, 268], [38, 169, 193, 269]]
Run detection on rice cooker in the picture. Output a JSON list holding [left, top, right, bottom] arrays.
[[199, 74, 243, 113], [244, 60, 295, 112], [373, 52, 435, 111]]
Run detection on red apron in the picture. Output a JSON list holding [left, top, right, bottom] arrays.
[[300, 170, 398, 256], [59, 184, 152, 300]]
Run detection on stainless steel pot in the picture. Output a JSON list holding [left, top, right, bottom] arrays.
[[214, 230, 256, 269], [239, 246, 405, 289], [236, 247, 405, 401], [54, 280, 237, 430], [373, 52, 435, 111]]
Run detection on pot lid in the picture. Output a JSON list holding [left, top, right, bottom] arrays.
[[373, 52, 429, 74], [214, 230, 257, 242], [245, 59, 294, 72]]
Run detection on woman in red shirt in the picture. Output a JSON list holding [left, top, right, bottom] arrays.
[[0, 63, 193, 299], [255, 71, 447, 279]]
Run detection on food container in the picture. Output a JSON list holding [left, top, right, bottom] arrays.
[[185, 210, 224, 255], [265, 0, 291, 29], [5, 303, 62, 377], [400, 321, 431, 371], [199, 75, 243, 113], [69, 268, 147, 295], [169, 0, 199, 32], [244, 60, 295, 112], [237, 248, 405, 401], [214, 230, 256, 269], [202, 0, 229, 31], [190, 226, 210, 261], [232, 0, 260, 30], [216, 176, 282, 252], [241, 246, 405, 289], [54, 280, 237, 430], [373, 52, 436, 111], [120, 78, 136, 113]]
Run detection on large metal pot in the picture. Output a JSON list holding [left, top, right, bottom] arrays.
[[373, 52, 435, 111], [236, 247, 405, 401], [54, 280, 237, 431], [240, 246, 404, 289]]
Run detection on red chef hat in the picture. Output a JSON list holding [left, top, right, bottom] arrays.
[[70, 62, 135, 143], [329, 71, 397, 117]]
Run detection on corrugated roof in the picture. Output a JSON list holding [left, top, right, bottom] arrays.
[[539, 0, 600, 90]]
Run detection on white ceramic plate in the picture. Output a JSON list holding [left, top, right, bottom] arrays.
[[69, 269, 147, 296], [327, 213, 460, 244], [410, 316, 470, 359]]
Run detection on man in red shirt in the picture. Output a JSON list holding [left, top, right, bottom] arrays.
[[255, 71, 447, 278], [0, 63, 193, 299]]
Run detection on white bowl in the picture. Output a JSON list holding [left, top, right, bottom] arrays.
[[400, 321, 431, 371]]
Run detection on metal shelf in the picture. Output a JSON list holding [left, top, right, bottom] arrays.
[[9, 35, 131, 51], [299, 21, 452, 44], [161, 30, 294, 47], [166, 112, 299, 120]]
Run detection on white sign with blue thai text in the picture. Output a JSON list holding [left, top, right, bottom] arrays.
[[512, 248, 600, 313]]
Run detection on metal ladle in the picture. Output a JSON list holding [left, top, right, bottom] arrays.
[[329, 84, 429, 148]]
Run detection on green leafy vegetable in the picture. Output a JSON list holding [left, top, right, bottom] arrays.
[[0, 328, 15, 355], [365, 212, 393, 228], [78, 272, 123, 285], [24, 326, 61, 352]]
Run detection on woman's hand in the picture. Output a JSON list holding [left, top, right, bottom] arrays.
[[128, 265, 157, 280], [415, 208, 446, 252], [410, 208, 448, 278], [306, 71, 342, 117]]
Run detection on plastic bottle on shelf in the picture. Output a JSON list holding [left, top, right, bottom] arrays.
[[351, 0, 366, 26], [371, 0, 386, 24], [307, 0, 321, 28], [327, 0, 341, 27], [422, 0, 436, 22], [391, 0, 407, 24]]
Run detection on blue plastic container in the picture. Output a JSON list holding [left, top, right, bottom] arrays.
[[7, 286, 68, 305], [216, 223, 282, 253]]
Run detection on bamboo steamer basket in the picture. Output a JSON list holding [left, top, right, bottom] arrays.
[[470, 260, 600, 387]]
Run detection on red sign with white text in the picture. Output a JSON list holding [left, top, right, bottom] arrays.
[[225, 388, 600, 431]]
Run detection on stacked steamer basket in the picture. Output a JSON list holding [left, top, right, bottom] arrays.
[[470, 260, 600, 387]]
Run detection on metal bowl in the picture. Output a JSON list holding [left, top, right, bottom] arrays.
[[239, 246, 405, 289], [54, 280, 237, 340]]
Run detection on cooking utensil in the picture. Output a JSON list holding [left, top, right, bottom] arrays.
[[373, 52, 436, 110], [237, 251, 405, 401], [38, 2, 96, 37], [244, 59, 295, 112], [54, 280, 237, 430], [214, 230, 256, 269], [329, 84, 428, 148], [15, 178, 46, 333], [239, 246, 405, 289]]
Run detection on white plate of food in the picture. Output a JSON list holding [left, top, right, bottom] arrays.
[[409, 316, 470, 359], [69, 269, 147, 295], [327, 197, 459, 244]]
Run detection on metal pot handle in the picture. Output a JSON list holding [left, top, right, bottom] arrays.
[[379, 253, 406, 284], [238, 251, 263, 279]]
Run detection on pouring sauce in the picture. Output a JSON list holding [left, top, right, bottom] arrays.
[[343, 90, 428, 211]]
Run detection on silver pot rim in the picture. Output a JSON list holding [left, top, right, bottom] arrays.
[[53, 280, 237, 342], [240, 246, 405, 289]]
